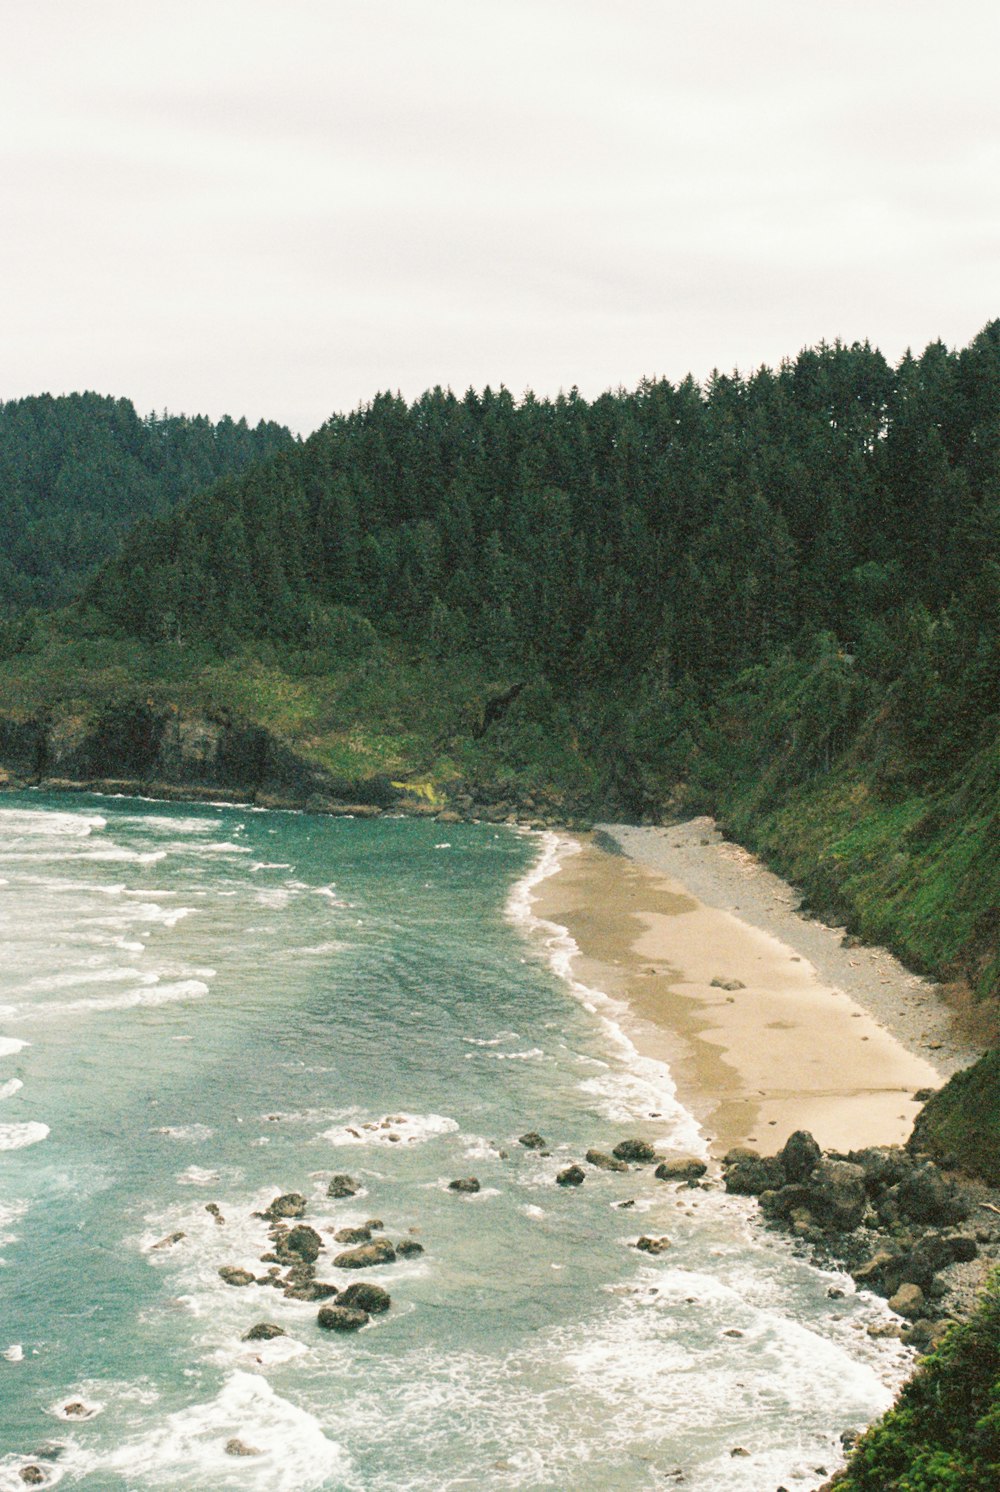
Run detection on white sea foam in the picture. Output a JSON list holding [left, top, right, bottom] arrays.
[[494, 1047, 546, 1061], [0, 1122, 49, 1150], [250, 862, 292, 871], [0, 1079, 23, 1100], [320, 1111, 459, 1147], [153, 1124, 214, 1142], [0, 1038, 28, 1058], [0, 808, 106, 838], [46, 978, 210, 1016], [177, 1166, 223, 1187], [84, 1371, 349, 1490]]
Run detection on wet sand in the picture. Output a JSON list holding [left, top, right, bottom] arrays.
[[533, 820, 982, 1158]]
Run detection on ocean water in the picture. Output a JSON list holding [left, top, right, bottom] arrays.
[[0, 792, 909, 1491]]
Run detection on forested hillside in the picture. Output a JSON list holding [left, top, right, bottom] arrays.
[[0, 392, 293, 615], [1, 326, 997, 1002]]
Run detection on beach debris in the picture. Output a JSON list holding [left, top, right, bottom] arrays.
[[338, 1281, 391, 1314], [448, 1176, 480, 1193], [635, 1235, 672, 1254], [317, 1303, 369, 1331], [327, 1173, 360, 1198], [556, 1165, 585, 1186], [333, 1238, 396, 1269], [586, 1148, 629, 1173], [518, 1131, 547, 1150], [612, 1139, 658, 1163], [225, 1438, 263, 1456], [242, 1322, 287, 1342], [654, 1156, 708, 1182], [218, 1266, 256, 1287]]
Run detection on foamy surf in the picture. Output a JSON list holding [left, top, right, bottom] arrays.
[[0, 1122, 50, 1150], [85, 1371, 349, 1490]]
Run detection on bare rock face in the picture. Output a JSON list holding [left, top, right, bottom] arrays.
[[779, 1130, 822, 1184], [888, 1283, 926, 1320], [805, 1159, 868, 1232]]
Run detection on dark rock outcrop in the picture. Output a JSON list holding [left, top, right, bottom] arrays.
[[556, 1165, 585, 1186], [327, 1174, 360, 1199], [333, 1238, 396, 1269], [448, 1177, 480, 1194], [612, 1139, 657, 1163], [338, 1282, 391, 1315], [317, 1304, 369, 1331], [586, 1149, 629, 1172]]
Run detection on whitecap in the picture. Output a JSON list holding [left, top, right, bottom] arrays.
[[86, 1371, 349, 1491], [177, 1166, 221, 1187], [152, 1124, 214, 1142], [320, 1111, 459, 1147], [0, 1038, 28, 1059], [0, 1079, 23, 1100], [250, 862, 292, 871], [0, 1122, 49, 1150]]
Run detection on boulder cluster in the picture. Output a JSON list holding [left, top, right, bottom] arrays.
[[723, 1130, 983, 1348]]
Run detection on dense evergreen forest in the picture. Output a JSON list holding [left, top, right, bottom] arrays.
[[0, 392, 293, 616], [1, 327, 997, 1006]]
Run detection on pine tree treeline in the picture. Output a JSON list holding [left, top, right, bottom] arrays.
[[0, 392, 294, 615], [87, 324, 999, 798]]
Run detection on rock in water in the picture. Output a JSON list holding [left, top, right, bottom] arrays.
[[284, 1225, 322, 1262], [635, 1235, 672, 1254], [263, 1192, 308, 1219], [334, 1226, 371, 1245], [396, 1238, 424, 1257], [586, 1149, 629, 1173], [242, 1322, 286, 1341], [448, 1177, 480, 1193], [317, 1304, 369, 1331], [338, 1281, 391, 1314], [779, 1130, 822, 1183], [612, 1139, 657, 1163], [518, 1132, 547, 1150], [556, 1165, 585, 1186], [218, 1266, 256, 1287], [225, 1438, 263, 1456], [333, 1238, 396, 1269], [654, 1156, 708, 1181], [327, 1174, 360, 1199]]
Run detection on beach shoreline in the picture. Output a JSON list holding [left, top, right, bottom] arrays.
[[531, 817, 983, 1159]]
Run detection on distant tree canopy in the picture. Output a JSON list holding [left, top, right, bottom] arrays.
[[86, 324, 1000, 796], [0, 391, 294, 614]]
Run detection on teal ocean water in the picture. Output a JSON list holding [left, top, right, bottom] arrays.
[[0, 793, 909, 1490]]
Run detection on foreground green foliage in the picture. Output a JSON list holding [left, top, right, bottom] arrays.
[[836, 1272, 1000, 1490], [909, 1050, 1000, 1186]]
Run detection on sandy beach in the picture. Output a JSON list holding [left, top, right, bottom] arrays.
[[533, 818, 984, 1159]]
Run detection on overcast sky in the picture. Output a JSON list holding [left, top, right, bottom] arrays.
[[2, 0, 998, 433]]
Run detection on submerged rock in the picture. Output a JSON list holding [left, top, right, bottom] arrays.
[[284, 1280, 339, 1302]]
